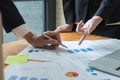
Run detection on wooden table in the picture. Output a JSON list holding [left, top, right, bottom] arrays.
[[2, 32, 107, 67]]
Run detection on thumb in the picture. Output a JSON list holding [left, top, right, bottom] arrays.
[[76, 20, 84, 32]]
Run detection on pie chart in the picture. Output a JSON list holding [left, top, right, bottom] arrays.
[[65, 71, 78, 77]]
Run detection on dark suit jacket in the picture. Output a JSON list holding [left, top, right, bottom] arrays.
[[63, 0, 120, 39], [0, 0, 25, 33]]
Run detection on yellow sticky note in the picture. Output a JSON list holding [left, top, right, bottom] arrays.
[[4, 54, 29, 64]]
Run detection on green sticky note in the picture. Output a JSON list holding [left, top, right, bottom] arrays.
[[4, 54, 29, 64]]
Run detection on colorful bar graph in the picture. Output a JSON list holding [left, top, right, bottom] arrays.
[[67, 48, 93, 54], [9, 76, 48, 80]]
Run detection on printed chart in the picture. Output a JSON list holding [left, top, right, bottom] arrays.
[[4, 39, 120, 80]]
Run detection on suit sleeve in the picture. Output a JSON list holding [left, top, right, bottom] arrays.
[[62, 0, 75, 23], [0, 0, 25, 33], [94, 0, 119, 22]]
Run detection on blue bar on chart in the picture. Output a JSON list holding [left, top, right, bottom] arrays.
[[28, 49, 46, 53], [28, 49, 34, 53], [34, 50, 39, 52], [30, 77, 38, 80], [9, 75, 49, 80], [19, 76, 28, 80], [67, 50, 75, 54], [80, 48, 87, 52], [41, 78, 48, 80], [86, 48, 93, 51], [9, 76, 18, 80], [73, 49, 80, 52]]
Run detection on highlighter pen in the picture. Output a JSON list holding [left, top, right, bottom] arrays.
[[42, 33, 68, 48]]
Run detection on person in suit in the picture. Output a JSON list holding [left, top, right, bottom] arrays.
[[56, 0, 120, 44], [0, 0, 61, 49]]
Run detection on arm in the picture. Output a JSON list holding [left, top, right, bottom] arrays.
[[62, 0, 75, 24], [94, 0, 118, 22], [0, 0, 61, 49], [0, 0, 25, 33], [12, 24, 61, 49]]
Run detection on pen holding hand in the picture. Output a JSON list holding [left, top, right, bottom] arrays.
[[41, 31, 61, 49], [42, 32, 68, 48], [25, 31, 61, 49]]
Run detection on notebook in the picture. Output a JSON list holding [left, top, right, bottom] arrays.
[[89, 49, 120, 77]]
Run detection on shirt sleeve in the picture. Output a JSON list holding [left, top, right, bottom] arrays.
[[12, 24, 31, 38], [94, 0, 118, 22], [0, 0, 26, 33]]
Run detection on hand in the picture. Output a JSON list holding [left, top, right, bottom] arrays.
[[76, 16, 103, 45], [24, 31, 61, 49], [55, 23, 73, 32]]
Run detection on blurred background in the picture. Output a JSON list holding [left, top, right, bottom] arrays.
[[3, 0, 65, 43]]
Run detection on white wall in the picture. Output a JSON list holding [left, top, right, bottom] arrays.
[[56, 0, 65, 27]]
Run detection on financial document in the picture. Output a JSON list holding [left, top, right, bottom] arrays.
[[4, 39, 120, 80]]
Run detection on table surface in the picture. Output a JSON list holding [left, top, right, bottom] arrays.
[[2, 32, 108, 67]]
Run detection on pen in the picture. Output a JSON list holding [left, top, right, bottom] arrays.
[[41, 33, 68, 48], [28, 59, 51, 62]]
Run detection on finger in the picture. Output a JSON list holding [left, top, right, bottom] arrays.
[[49, 30, 61, 44], [76, 20, 84, 32], [78, 34, 87, 45], [55, 31, 61, 44]]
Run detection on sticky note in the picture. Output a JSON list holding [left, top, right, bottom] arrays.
[[4, 54, 29, 64]]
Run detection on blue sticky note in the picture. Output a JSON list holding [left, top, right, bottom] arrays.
[[19, 76, 28, 80], [86, 48, 93, 51], [80, 48, 87, 52], [30, 77, 38, 80], [67, 50, 74, 54], [9, 76, 18, 80], [73, 49, 80, 52]]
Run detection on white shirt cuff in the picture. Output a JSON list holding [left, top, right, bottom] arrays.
[[12, 24, 31, 38]]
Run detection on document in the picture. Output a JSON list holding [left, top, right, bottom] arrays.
[[4, 39, 120, 80]]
